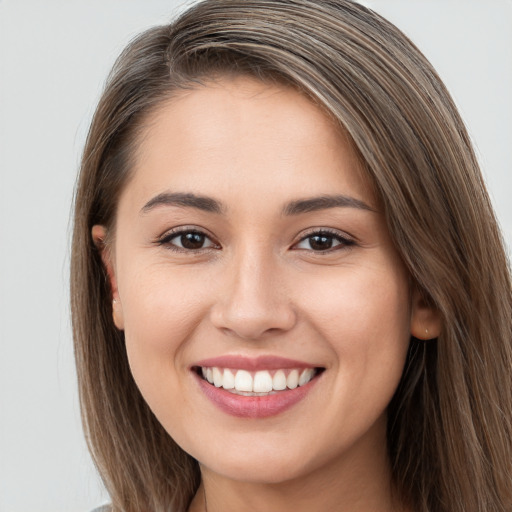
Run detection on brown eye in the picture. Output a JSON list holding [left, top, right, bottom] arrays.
[[160, 230, 217, 251], [308, 235, 335, 251], [294, 230, 354, 252], [179, 232, 207, 249]]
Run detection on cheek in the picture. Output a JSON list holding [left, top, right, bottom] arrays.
[[297, 263, 411, 394], [121, 263, 209, 345], [298, 266, 411, 444], [299, 264, 410, 339], [118, 264, 212, 407]]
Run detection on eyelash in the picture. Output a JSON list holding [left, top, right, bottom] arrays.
[[292, 228, 356, 253], [156, 227, 355, 254], [156, 227, 220, 253]]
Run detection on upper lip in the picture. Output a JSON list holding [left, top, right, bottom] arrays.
[[193, 355, 321, 371]]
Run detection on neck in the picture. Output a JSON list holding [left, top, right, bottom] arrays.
[[188, 420, 406, 512]]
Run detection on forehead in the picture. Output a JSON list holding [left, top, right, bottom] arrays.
[[124, 76, 375, 212]]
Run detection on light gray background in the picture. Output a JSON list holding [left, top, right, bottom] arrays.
[[0, 1, 511, 511]]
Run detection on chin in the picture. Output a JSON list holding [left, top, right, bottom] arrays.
[[193, 435, 327, 485], [205, 455, 312, 485]]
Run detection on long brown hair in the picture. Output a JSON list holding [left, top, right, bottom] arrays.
[[71, 1, 512, 510]]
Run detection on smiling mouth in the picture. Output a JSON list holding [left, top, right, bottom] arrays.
[[194, 366, 324, 396]]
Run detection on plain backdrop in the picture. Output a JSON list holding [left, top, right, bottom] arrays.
[[0, 1, 511, 511]]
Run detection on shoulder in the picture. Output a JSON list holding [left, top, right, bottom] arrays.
[[90, 506, 111, 512]]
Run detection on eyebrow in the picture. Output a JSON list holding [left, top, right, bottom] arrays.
[[141, 192, 224, 214], [282, 195, 374, 215], [140, 191, 374, 216]]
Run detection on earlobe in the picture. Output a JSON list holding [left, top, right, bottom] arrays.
[[111, 297, 124, 331], [410, 288, 442, 340], [91, 224, 125, 330]]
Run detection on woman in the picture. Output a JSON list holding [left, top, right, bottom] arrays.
[[71, 1, 512, 511]]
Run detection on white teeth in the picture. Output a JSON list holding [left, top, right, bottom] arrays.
[[234, 370, 253, 392], [212, 367, 223, 387], [299, 368, 315, 386], [200, 366, 318, 392], [272, 370, 287, 391], [253, 370, 273, 393], [287, 369, 299, 389], [222, 369, 235, 390]]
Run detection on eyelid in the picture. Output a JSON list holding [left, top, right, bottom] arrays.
[[155, 225, 221, 251], [291, 227, 356, 251], [154, 225, 355, 253]]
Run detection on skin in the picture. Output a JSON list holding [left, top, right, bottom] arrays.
[[93, 76, 440, 512]]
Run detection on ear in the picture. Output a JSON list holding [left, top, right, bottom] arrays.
[[410, 288, 442, 340], [92, 224, 124, 330]]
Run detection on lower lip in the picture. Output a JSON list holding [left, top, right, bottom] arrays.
[[194, 372, 320, 418]]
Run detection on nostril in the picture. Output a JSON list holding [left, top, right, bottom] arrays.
[[210, 314, 297, 341]]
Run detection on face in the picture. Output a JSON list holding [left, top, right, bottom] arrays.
[[94, 77, 434, 485]]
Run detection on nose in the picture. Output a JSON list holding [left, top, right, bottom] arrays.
[[210, 248, 297, 340]]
